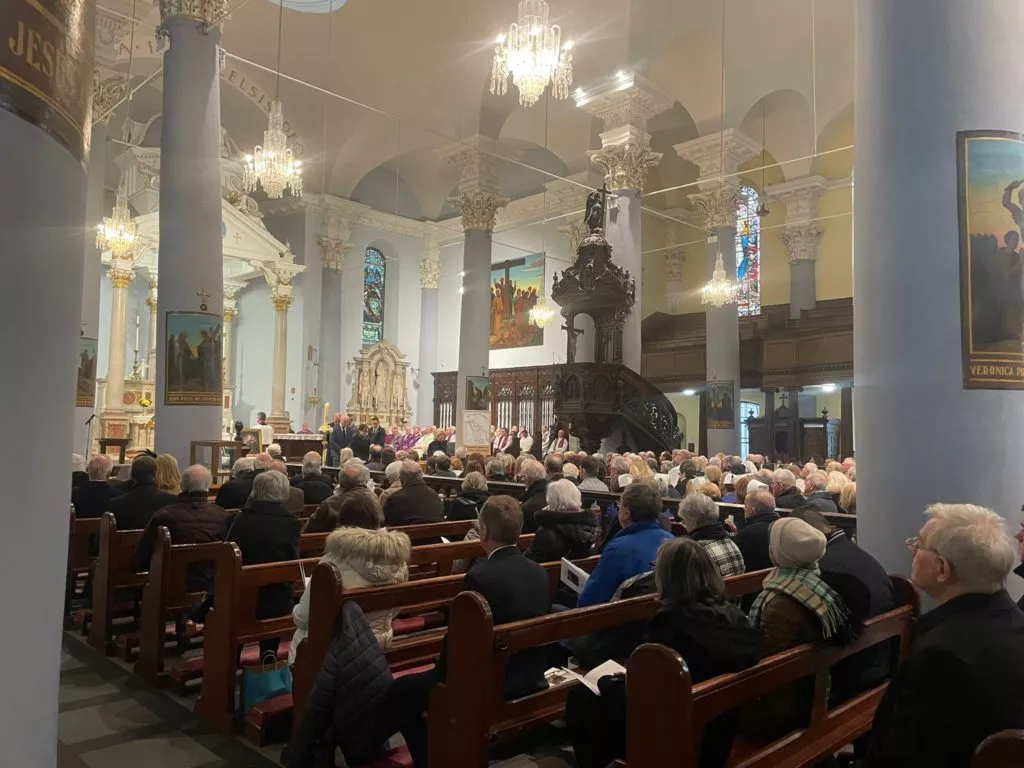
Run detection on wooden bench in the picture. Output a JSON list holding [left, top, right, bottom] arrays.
[[290, 555, 603, 751], [614, 575, 919, 768], [66, 509, 102, 623], [425, 569, 771, 767], [87, 513, 146, 654], [973, 730, 1024, 768]]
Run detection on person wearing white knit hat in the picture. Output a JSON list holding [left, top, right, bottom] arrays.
[[742, 516, 851, 739]]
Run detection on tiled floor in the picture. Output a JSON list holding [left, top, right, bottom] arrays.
[[59, 632, 576, 768]]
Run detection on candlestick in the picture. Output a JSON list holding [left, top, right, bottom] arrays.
[[134, 314, 140, 351]]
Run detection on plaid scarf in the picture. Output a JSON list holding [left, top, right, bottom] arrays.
[[748, 566, 850, 640]]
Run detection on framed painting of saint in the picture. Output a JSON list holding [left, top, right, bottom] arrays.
[[165, 311, 223, 405], [958, 130, 1024, 389], [77, 337, 97, 408], [707, 380, 735, 430]]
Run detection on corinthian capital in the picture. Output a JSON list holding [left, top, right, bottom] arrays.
[[779, 224, 823, 263], [451, 190, 508, 232], [158, 0, 229, 31], [588, 141, 662, 192], [690, 187, 741, 231], [318, 236, 351, 271], [108, 260, 135, 288], [419, 258, 441, 289]]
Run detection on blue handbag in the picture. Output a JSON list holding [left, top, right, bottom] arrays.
[[240, 651, 292, 711]]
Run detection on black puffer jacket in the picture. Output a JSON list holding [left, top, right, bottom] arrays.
[[447, 489, 490, 522], [527, 508, 598, 563], [286, 602, 394, 768]]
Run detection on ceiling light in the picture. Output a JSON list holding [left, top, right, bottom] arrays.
[[97, 175, 139, 261], [682, 389, 696, 396], [528, 300, 556, 328], [821, 383, 837, 393], [490, 0, 574, 107], [701, 252, 739, 308]]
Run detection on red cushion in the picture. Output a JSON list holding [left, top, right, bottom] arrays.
[[418, 611, 445, 630], [393, 663, 435, 680], [363, 745, 413, 768], [392, 617, 425, 635]]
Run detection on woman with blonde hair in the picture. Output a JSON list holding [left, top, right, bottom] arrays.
[[156, 454, 182, 495], [628, 454, 653, 480], [340, 447, 354, 464], [500, 451, 516, 478], [703, 464, 723, 489], [698, 482, 722, 501], [838, 482, 856, 515]]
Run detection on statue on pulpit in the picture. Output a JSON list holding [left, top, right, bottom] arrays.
[[585, 188, 605, 233], [562, 321, 584, 364]]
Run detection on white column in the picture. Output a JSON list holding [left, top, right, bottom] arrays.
[[576, 73, 673, 372], [318, 215, 351, 418], [768, 176, 826, 320], [677, 129, 762, 456], [104, 263, 135, 414], [855, 0, 1024, 575], [154, 0, 226, 461], [145, 278, 158, 377], [265, 268, 300, 435], [222, 283, 241, 387], [0, 0, 91, 760], [418, 240, 441, 426]]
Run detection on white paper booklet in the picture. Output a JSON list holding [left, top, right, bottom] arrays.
[[560, 557, 590, 594], [544, 659, 626, 695]]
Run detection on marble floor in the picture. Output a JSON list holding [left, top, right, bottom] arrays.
[[58, 632, 575, 768]]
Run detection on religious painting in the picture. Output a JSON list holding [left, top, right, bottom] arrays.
[[77, 338, 97, 408], [707, 380, 735, 430], [490, 252, 545, 350], [164, 311, 223, 405], [957, 131, 1024, 389], [466, 376, 491, 411]]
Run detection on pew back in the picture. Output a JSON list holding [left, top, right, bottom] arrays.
[[88, 513, 146, 653], [972, 730, 1024, 768], [66, 510, 102, 617]]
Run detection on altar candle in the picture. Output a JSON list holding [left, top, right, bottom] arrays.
[[134, 314, 140, 350]]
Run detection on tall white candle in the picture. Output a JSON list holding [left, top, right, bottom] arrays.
[[134, 314, 140, 350]]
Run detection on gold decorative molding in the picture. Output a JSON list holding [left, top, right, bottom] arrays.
[[451, 190, 508, 232], [92, 74, 126, 127], [419, 258, 441, 289], [223, 306, 239, 320], [158, 0, 230, 31], [108, 265, 135, 288], [271, 294, 294, 311]]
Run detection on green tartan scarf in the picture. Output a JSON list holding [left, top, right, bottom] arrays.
[[748, 566, 850, 640]]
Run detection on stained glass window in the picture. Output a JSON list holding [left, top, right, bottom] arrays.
[[736, 186, 761, 317], [362, 247, 386, 346]]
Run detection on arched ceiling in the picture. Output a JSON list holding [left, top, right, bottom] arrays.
[[96, 0, 855, 225]]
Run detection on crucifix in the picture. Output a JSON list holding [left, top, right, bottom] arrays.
[[491, 256, 527, 326], [561, 320, 584, 364]]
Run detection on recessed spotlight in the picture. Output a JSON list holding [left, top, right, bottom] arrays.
[[682, 389, 696, 396], [821, 383, 837, 393]]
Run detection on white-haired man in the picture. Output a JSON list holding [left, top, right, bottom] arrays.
[[72, 454, 121, 519], [802, 470, 838, 513], [305, 459, 377, 533], [772, 468, 806, 510], [133, 465, 227, 589], [266, 443, 283, 460], [269, 458, 305, 515], [867, 504, 1024, 767], [383, 459, 443, 528], [214, 456, 257, 510], [290, 451, 333, 504], [678, 494, 745, 578]]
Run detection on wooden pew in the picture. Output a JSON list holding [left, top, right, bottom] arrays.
[[87, 513, 146, 654], [615, 575, 919, 768], [425, 569, 770, 767], [66, 509, 102, 624], [973, 731, 1024, 768], [290, 555, 602, 750]]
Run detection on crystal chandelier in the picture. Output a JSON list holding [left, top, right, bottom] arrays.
[[243, 0, 302, 199], [96, 178, 139, 261], [490, 0, 573, 107], [701, 252, 739, 308], [243, 98, 302, 199], [528, 300, 556, 328]]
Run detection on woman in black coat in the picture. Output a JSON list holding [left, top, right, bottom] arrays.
[[348, 424, 372, 462], [447, 471, 490, 522], [526, 479, 597, 563], [566, 538, 761, 768]]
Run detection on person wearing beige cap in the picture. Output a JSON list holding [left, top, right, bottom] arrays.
[[742, 516, 851, 740]]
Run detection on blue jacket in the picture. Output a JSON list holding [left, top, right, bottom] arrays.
[[577, 521, 673, 607]]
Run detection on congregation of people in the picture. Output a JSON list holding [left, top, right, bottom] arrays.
[[69, 424, 1024, 768]]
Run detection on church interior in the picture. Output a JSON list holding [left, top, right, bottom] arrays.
[[5, 0, 1024, 765]]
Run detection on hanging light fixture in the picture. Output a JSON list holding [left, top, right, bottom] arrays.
[[490, 0, 573, 107], [243, 0, 302, 199], [97, 177, 140, 260], [528, 301, 556, 328], [701, 251, 739, 308]]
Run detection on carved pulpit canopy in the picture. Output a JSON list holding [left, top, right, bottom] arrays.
[[345, 341, 413, 428]]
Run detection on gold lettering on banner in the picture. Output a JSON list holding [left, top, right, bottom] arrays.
[[0, 0, 94, 164]]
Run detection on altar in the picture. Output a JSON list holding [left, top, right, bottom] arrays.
[[345, 341, 413, 427]]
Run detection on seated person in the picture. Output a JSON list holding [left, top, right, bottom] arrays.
[[802, 471, 838, 513], [365, 444, 386, 471], [72, 453, 89, 492], [867, 504, 1024, 767], [526, 479, 597, 563], [268, 458, 305, 515], [561, 462, 581, 485], [133, 465, 227, 592], [742, 517, 851, 740], [290, 451, 334, 488], [517, 459, 549, 533], [291, 453, 333, 505], [577, 480, 673, 608], [429, 452, 456, 477], [679, 494, 745, 578], [772, 468, 805, 509], [306, 460, 377, 533], [387, 496, 551, 768], [107, 455, 177, 530], [382, 460, 443, 528], [227, 470, 302, 656], [72, 454, 121, 519], [566, 538, 760, 768], [734, 488, 780, 573], [289, 492, 409, 665], [448, 471, 490, 522], [484, 457, 507, 482], [577, 455, 609, 492], [214, 456, 257, 510]]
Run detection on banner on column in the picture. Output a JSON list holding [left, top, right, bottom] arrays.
[[707, 380, 735, 430], [165, 311, 223, 405], [0, 0, 94, 164], [957, 130, 1024, 390], [76, 337, 97, 408]]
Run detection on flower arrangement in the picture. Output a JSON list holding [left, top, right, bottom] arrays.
[[139, 398, 153, 409]]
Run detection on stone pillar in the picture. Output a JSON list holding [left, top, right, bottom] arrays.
[[0, 0, 92, 758], [854, 0, 1024, 572], [839, 385, 853, 459], [576, 73, 673, 372], [154, 0, 227, 461], [318, 216, 351, 419], [145, 278, 158, 378], [418, 239, 441, 427], [769, 176, 826, 319], [76, 120, 106, 455], [762, 388, 776, 461], [440, 140, 507, 447], [266, 268, 300, 436], [676, 129, 762, 455], [104, 262, 135, 416]]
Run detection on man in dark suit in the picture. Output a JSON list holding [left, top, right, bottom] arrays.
[[328, 413, 352, 467], [866, 504, 1024, 767], [368, 416, 386, 449], [214, 456, 257, 510], [387, 495, 551, 768], [734, 488, 780, 573], [382, 460, 443, 528], [107, 455, 177, 530], [72, 454, 121, 519]]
